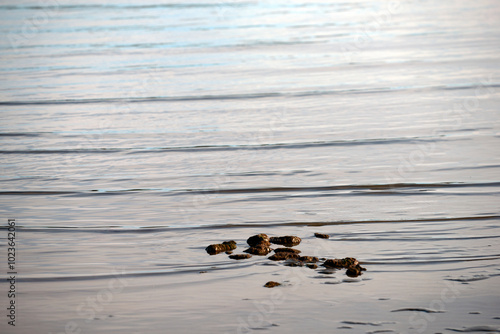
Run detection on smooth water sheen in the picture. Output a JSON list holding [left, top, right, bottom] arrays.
[[1, 1, 500, 333]]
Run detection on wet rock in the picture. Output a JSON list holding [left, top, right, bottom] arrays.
[[322, 257, 366, 277], [205, 240, 237, 255], [229, 254, 252, 260], [264, 281, 281, 288], [247, 234, 271, 247], [323, 257, 359, 268], [268, 252, 299, 261], [244, 245, 273, 256], [205, 235, 368, 280], [346, 264, 366, 277], [270, 236, 301, 247], [298, 256, 319, 263], [274, 247, 301, 254]]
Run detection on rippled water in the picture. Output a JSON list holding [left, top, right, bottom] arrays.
[[1, 1, 500, 333]]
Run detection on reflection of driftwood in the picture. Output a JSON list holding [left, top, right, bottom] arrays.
[[205, 240, 237, 255], [274, 247, 301, 254], [229, 254, 252, 260], [269, 236, 301, 247]]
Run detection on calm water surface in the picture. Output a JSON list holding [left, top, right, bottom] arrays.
[[1, 1, 500, 333]]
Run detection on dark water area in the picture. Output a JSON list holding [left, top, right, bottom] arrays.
[[1, 1, 500, 333]]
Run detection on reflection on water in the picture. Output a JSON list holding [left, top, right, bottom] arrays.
[[0, 0, 499, 333]]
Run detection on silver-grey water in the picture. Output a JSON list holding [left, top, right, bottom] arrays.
[[1, 1, 500, 333]]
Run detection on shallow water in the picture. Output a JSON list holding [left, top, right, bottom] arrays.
[[1, 0, 500, 333]]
